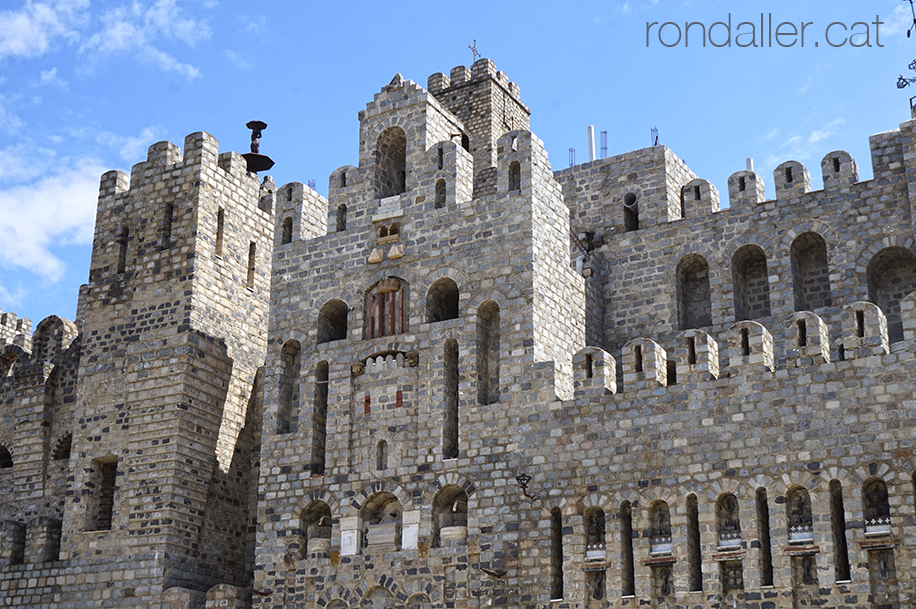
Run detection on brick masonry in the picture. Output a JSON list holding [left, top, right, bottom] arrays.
[[0, 58, 915, 609]]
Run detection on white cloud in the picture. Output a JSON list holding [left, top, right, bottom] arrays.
[[0, 158, 104, 282], [0, 0, 88, 60], [80, 0, 210, 80], [37, 67, 67, 88], [96, 126, 167, 162], [617, 3, 632, 15], [222, 49, 252, 70], [881, 5, 912, 38], [0, 97, 23, 135]]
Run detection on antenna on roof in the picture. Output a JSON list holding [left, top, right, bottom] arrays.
[[469, 39, 481, 62], [569, 148, 576, 168], [600, 130, 607, 159], [651, 127, 659, 146]]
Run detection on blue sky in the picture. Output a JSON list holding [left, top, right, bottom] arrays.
[[0, 0, 913, 327]]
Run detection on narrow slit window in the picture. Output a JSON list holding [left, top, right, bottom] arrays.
[[621, 502, 635, 596], [856, 310, 865, 338], [584, 353, 593, 378], [688, 336, 697, 365], [741, 328, 750, 356], [797, 319, 808, 347], [95, 460, 117, 531], [337, 204, 347, 232], [687, 494, 702, 591], [437, 147, 444, 170], [833, 157, 841, 173], [829, 480, 851, 581], [785, 167, 794, 183], [634, 345, 643, 373], [312, 361, 328, 474], [838, 344, 846, 361], [281, 217, 293, 244], [738, 176, 746, 191], [694, 185, 701, 200], [162, 203, 174, 250], [550, 508, 564, 600], [215, 208, 224, 255], [376, 440, 387, 470], [247, 242, 256, 289], [623, 193, 639, 232], [340, 171, 347, 188], [443, 339, 459, 459], [117, 226, 129, 274], [756, 488, 774, 586], [667, 358, 676, 386]]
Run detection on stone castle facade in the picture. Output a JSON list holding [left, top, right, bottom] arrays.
[[0, 58, 915, 609]]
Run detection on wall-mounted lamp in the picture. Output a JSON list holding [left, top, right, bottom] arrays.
[[515, 473, 539, 500]]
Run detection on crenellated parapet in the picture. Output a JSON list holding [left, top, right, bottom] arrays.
[[0, 311, 30, 353]]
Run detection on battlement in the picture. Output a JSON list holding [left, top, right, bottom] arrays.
[[426, 58, 525, 108], [0, 311, 30, 352]]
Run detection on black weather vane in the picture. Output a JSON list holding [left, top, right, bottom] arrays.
[[469, 39, 480, 62]]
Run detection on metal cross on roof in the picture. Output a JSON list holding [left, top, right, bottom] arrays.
[[469, 39, 480, 62]]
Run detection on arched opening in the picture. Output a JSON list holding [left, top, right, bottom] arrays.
[[365, 278, 408, 339], [623, 192, 639, 232], [361, 492, 402, 551], [649, 501, 672, 555], [476, 301, 500, 404], [732, 244, 771, 320], [717, 493, 741, 549], [687, 494, 702, 591], [508, 161, 521, 192], [461, 134, 470, 152], [0, 352, 17, 377], [791, 232, 830, 311], [317, 299, 348, 344], [585, 508, 606, 560], [427, 278, 459, 323], [0, 445, 12, 469], [432, 484, 468, 547], [336, 204, 347, 232], [407, 594, 432, 609], [550, 507, 564, 600], [277, 340, 301, 434], [829, 480, 851, 580], [435, 179, 446, 208], [867, 246, 916, 342], [676, 254, 712, 329], [282, 217, 293, 244], [298, 501, 332, 558], [863, 478, 891, 535], [443, 339, 459, 460], [376, 126, 407, 198], [755, 488, 773, 586], [787, 487, 814, 542], [620, 501, 635, 596], [52, 433, 72, 461], [311, 361, 329, 475]]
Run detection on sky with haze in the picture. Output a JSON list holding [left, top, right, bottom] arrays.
[[0, 0, 913, 327]]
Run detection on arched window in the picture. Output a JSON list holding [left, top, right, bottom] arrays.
[[508, 161, 521, 192], [427, 278, 459, 323], [281, 217, 293, 244], [676, 254, 712, 329], [476, 301, 500, 404], [620, 501, 635, 596], [550, 507, 564, 600], [585, 508, 606, 560], [311, 361, 329, 475], [364, 278, 408, 339], [756, 488, 774, 586], [649, 501, 672, 554], [717, 493, 741, 548], [687, 494, 702, 591], [361, 492, 402, 552], [432, 485, 468, 547], [863, 478, 891, 535], [407, 594, 432, 609], [277, 340, 301, 434], [867, 246, 916, 342], [791, 232, 830, 311], [362, 588, 396, 609], [623, 192, 639, 232], [0, 445, 12, 469], [829, 480, 851, 580], [317, 299, 348, 344], [52, 433, 72, 461], [787, 487, 813, 542], [298, 501, 331, 558], [336, 204, 347, 232], [732, 244, 771, 320], [443, 339, 459, 459], [376, 126, 407, 198], [435, 179, 446, 208]]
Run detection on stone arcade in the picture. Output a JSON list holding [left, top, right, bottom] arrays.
[[1, 58, 916, 609]]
